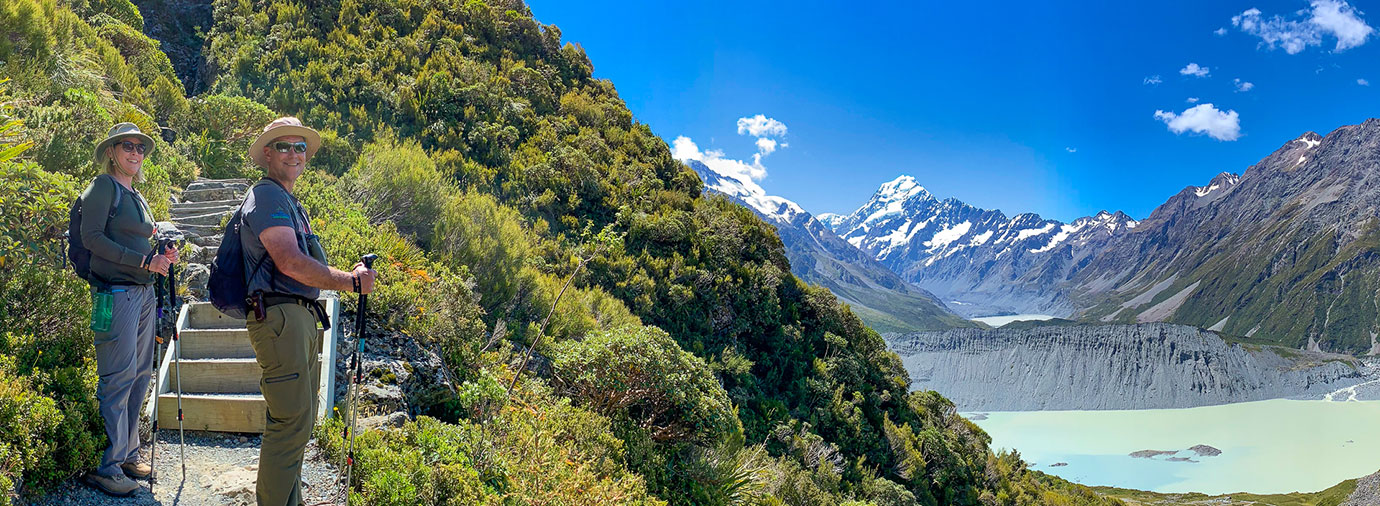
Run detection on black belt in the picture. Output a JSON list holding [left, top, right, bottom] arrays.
[[253, 292, 332, 331]]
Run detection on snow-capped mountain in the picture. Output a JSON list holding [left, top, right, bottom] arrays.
[[685, 160, 972, 332], [822, 175, 1138, 317]]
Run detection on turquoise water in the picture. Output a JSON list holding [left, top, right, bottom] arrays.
[[969, 313, 1056, 327], [969, 399, 1380, 494]]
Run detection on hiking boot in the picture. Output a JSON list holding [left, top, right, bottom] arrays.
[[122, 461, 153, 479], [84, 471, 138, 497]]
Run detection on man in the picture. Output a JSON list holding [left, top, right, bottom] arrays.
[[241, 117, 376, 506]]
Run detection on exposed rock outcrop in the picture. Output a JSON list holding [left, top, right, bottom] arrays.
[[888, 323, 1372, 410]]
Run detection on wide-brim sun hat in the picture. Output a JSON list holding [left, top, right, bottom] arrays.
[[249, 117, 321, 168], [93, 122, 155, 168]]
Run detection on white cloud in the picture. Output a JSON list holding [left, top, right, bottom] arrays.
[[736, 115, 788, 137], [1187, 97, 1201, 103], [675, 115, 791, 183], [1231, 1, 1374, 54], [1144, 75, 1163, 85], [1065, 147, 1077, 153], [1180, 63, 1211, 77], [1153, 104, 1242, 141], [1234, 78, 1255, 92], [1214, 27, 1229, 36], [672, 136, 769, 182], [1311, 0, 1374, 50], [755, 137, 778, 155], [1360, 78, 1371, 86]]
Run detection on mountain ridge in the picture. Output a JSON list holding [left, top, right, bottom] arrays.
[[686, 160, 973, 332], [821, 175, 1137, 317]]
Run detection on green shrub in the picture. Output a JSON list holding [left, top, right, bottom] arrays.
[[173, 94, 276, 180], [312, 128, 359, 177], [0, 96, 103, 500], [432, 190, 534, 316], [317, 383, 666, 505], [341, 138, 448, 246], [552, 325, 735, 445]]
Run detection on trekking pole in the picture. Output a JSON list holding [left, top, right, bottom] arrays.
[[168, 249, 186, 481], [343, 253, 377, 504], [150, 250, 166, 493]]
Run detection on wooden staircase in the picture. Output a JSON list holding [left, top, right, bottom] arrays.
[[142, 287, 340, 433]]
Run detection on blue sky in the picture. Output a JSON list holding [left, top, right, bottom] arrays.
[[527, 0, 1378, 222]]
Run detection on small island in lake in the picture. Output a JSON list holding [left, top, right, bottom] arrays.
[[1129, 450, 1177, 459], [1189, 444, 1221, 457], [1130, 445, 1222, 461]]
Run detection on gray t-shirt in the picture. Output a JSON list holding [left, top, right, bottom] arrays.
[[239, 179, 321, 300]]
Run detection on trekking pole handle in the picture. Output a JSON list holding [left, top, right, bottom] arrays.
[[361, 253, 377, 269]]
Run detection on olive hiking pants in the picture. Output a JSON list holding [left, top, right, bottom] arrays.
[[247, 303, 321, 506]]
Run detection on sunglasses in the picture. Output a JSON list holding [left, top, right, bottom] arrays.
[[273, 142, 309, 154], [118, 140, 147, 155]]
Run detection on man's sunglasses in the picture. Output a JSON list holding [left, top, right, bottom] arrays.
[[273, 142, 309, 154], [118, 140, 147, 155]]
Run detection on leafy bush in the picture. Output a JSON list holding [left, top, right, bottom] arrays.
[[432, 189, 534, 316], [312, 128, 359, 177], [316, 383, 667, 505], [341, 137, 449, 246], [172, 93, 275, 179], [552, 325, 735, 445], [0, 91, 104, 501]]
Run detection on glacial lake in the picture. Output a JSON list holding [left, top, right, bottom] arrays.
[[968, 398, 1380, 494], [969, 313, 1057, 327]]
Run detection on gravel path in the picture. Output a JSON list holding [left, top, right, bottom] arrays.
[[31, 430, 344, 506]]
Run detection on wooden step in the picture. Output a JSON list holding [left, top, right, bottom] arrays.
[[179, 328, 253, 359], [158, 393, 266, 433], [186, 302, 246, 329], [172, 358, 261, 393]]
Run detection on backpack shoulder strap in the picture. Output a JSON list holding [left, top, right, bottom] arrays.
[[105, 174, 123, 219], [241, 179, 285, 289]]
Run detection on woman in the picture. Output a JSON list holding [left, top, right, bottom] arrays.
[[80, 123, 178, 497]]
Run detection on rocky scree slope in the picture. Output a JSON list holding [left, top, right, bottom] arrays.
[[887, 322, 1370, 411]]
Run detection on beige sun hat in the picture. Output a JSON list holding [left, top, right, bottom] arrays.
[[248, 117, 321, 168], [93, 122, 155, 168]]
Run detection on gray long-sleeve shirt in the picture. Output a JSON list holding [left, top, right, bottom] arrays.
[[79, 174, 155, 286]]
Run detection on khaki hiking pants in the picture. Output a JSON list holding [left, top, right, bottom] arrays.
[[247, 302, 321, 506]]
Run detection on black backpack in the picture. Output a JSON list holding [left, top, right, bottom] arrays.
[[67, 175, 123, 285], [207, 181, 274, 319]]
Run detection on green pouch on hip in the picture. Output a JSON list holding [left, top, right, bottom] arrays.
[[90, 288, 114, 332]]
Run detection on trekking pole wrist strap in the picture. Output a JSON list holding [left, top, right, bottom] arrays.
[[352, 273, 361, 293]]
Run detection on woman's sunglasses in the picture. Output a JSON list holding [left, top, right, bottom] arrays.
[[118, 140, 147, 155], [273, 142, 309, 154]]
